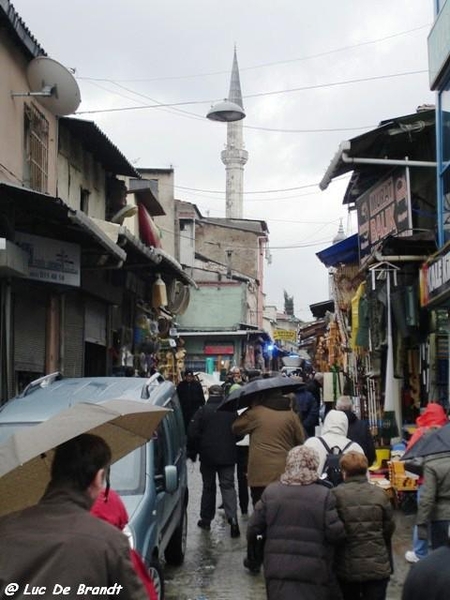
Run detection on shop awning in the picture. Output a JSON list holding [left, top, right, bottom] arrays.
[[117, 227, 197, 288], [0, 183, 126, 266], [316, 233, 359, 267]]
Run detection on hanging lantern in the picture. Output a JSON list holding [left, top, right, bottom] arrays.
[[152, 274, 168, 309]]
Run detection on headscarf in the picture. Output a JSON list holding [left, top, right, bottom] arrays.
[[280, 445, 320, 486]]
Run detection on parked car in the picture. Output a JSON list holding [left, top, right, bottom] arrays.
[[0, 372, 188, 600]]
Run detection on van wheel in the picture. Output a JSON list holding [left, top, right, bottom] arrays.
[[164, 505, 187, 566], [148, 558, 165, 600]]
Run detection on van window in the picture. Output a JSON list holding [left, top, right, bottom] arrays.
[[153, 422, 170, 492], [110, 447, 145, 495]]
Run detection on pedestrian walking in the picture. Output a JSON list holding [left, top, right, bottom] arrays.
[[304, 409, 365, 477], [187, 384, 240, 537], [293, 383, 319, 438], [335, 395, 376, 466], [177, 369, 206, 430], [403, 402, 448, 563], [232, 389, 305, 506], [0, 433, 147, 599], [333, 451, 395, 600], [246, 445, 345, 599], [415, 449, 450, 551]]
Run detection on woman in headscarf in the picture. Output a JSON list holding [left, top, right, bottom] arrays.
[[246, 445, 345, 600]]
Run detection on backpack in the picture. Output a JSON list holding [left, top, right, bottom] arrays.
[[318, 437, 353, 487]]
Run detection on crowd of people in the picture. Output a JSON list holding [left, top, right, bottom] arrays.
[[178, 365, 450, 600], [1, 365, 449, 600]]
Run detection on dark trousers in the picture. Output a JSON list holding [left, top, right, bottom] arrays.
[[338, 578, 389, 600], [236, 445, 249, 513], [200, 463, 237, 523], [250, 486, 265, 507], [431, 520, 450, 549]]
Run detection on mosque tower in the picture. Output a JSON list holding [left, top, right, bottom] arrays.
[[221, 49, 248, 219]]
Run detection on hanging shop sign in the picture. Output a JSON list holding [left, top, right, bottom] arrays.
[[273, 329, 297, 342], [420, 247, 450, 307], [15, 232, 80, 287], [356, 169, 411, 264], [204, 344, 234, 355]]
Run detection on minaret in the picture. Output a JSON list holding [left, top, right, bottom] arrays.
[[221, 49, 248, 219]]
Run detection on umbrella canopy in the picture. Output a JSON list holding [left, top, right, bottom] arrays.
[[218, 376, 304, 411], [401, 423, 450, 461], [0, 399, 169, 517]]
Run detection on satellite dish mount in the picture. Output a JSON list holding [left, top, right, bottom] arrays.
[[11, 56, 81, 116]]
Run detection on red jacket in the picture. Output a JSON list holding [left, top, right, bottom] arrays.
[[92, 490, 158, 600]]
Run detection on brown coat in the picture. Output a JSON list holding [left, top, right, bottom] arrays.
[[232, 401, 305, 487], [0, 485, 147, 599]]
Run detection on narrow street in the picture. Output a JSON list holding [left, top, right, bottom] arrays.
[[164, 461, 415, 600]]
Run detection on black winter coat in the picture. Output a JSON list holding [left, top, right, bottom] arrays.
[[344, 411, 376, 466], [402, 545, 450, 600], [247, 480, 345, 600], [187, 395, 239, 466], [176, 379, 205, 429]]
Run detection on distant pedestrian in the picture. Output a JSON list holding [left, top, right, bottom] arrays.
[[187, 385, 240, 537], [404, 402, 448, 564], [294, 383, 319, 437], [247, 445, 345, 599], [304, 409, 365, 477], [335, 395, 376, 466], [333, 451, 395, 600], [177, 369, 206, 430], [232, 389, 305, 506]]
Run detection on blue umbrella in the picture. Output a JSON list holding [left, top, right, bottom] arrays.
[[218, 375, 304, 411]]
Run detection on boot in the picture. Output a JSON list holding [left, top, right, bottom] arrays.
[[229, 518, 240, 538]]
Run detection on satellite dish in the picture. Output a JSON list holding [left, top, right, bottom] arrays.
[[24, 57, 81, 115], [110, 204, 138, 224]]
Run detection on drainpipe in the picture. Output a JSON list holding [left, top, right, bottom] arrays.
[[341, 153, 436, 169], [373, 251, 429, 263]]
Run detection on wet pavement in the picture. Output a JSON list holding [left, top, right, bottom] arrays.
[[164, 462, 416, 600]]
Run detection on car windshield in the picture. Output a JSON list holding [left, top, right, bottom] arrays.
[[0, 423, 146, 495]]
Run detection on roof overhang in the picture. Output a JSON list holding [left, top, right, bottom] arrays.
[[0, 183, 125, 267], [59, 118, 140, 178], [319, 109, 436, 202], [117, 227, 197, 288], [128, 178, 165, 216]]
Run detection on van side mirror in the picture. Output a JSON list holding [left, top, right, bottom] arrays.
[[164, 465, 178, 493]]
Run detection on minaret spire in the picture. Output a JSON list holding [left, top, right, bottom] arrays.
[[221, 48, 248, 219]]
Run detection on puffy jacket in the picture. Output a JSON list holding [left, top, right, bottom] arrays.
[[247, 480, 345, 600], [332, 475, 395, 581]]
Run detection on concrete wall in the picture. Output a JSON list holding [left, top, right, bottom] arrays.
[[177, 283, 246, 330], [195, 222, 261, 280], [0, 38, 57, 194], [57, 125, 106, 218]]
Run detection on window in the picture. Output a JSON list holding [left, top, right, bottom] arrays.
[[24, 104, 49, 192]]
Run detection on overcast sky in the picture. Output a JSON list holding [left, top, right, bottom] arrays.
[[12, 0, 435, 320]]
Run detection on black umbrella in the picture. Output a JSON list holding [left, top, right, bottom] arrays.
[[218, 375, 304, 411], [401, 423, 450, 461]]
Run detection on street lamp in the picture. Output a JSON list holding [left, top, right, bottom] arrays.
[[206, 99, 246, 122]]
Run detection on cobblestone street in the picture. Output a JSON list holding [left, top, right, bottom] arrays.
[[164, 462, 416, 600]]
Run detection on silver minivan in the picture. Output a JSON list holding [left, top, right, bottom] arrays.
[[0, 373, 188, 600]]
